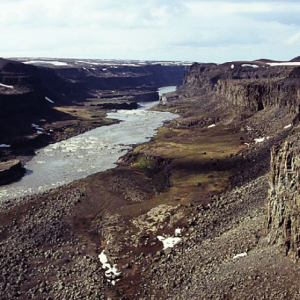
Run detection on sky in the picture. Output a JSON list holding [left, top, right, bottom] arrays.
[[1, 0, 300, 63]]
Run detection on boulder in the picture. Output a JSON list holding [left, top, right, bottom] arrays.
[[0, 159, 25, 185]]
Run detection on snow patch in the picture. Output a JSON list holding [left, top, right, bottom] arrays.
[[175, 228, 182, 237], [254, 137, 269, 143], [76, 60, 103, 66], [231, 64, 235, 69], [284, 124, 292, 129], [242, 64, 259, 68], [98, 250, 121, 284], [24, 61, 68, 66], [207, 124, 216, 128], [267, 62, 300, 67], [45, 97, 54, 104], [31, 124, 43, 131], [157, 236, 182, 250], [0, 144, 10, 148], [233, 252, 247, 259], [99, 250, 109, 266], [0, 83, 14, 89]]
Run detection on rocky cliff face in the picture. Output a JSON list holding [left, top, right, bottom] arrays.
[[174, 59, 300, 262], [215, 77, 300, 114], [0, 58, 87, 105], [267, 129, 300, 261], [164, 61, 297, 112], [54, 63, 187, 91], [182, 61, 290, 92], [267, 68, 300, 262], [172, 61, 300, 125]]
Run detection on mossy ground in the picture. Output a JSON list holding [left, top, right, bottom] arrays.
[[53, 105, 115, 134], [132, 122, 245, 204]]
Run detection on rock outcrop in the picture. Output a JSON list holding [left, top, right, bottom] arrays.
[[215, 76, 300, 114], [266, 129, 300, 261], [96, 102, 138, 110], [181, 61, 290, 92], [0, 159, 25, 185], [0, 58, 87, 105], [178, 62, 300, 115]]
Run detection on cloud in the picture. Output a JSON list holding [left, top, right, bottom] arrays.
[[0, 0, 300, 62]]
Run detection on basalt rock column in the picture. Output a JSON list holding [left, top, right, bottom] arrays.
[[266, 129, 300, 261]]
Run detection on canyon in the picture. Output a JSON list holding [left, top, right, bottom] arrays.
[[0, 58, 187, 184], [1, 57, 300, 299]]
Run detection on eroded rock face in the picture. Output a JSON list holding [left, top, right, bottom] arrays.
[[182, 62, 291, 93], [215, 77, 300, 114], [181, 62, 300, 115], [267, 129, 300, 260]]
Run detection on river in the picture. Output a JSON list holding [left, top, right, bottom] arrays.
[[0, 86, 178, 202]]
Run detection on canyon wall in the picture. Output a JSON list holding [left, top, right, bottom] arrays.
[[179, 60, 300, 261], [175, 61, 300, 120], [0, 58, 187, 143], [54, 64, 187, 91], [267, 130, 300, 261], [182, 62, 290, 92], [267, 66, 300, 261], [215, 77, 300, 114], [0, 58, 87, 105]]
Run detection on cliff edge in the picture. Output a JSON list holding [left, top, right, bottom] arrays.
[[267, 128, 300, 261]]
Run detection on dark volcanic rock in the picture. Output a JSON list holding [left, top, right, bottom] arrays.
[[215, 76, 300, 114], [0, 58, 87, 105], [183, 62, 263, 92], [54, 63, 187, 91], [267, 127, 300, 261], [180, 61, 292, 95], [97, 102, 138, 110], [130, 90, 159, 102], [0, 58, 84, 142], [0, 159, 25, 185], [165, 60, 300, 125]]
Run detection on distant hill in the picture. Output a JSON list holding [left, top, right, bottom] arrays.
[[290, 55, 300, 62]]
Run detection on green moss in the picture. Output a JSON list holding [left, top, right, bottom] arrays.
[[132, 155, 156, 171]]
